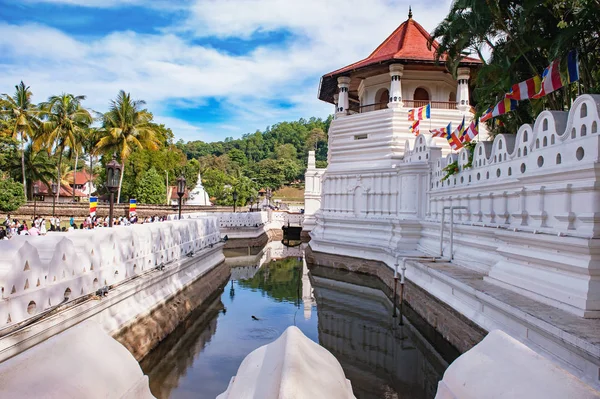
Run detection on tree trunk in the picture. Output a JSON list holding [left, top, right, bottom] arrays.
[[89, 153, 93, 199], [116, 159, 125, 204], [72, 150, 78, 203], [21, 131, 27, 200], [56, 149, 63, 205]]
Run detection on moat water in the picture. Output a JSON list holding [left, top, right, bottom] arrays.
[[140, 243, 458, 399]]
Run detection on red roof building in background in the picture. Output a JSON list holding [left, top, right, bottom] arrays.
[[34, 181, 87, 203], [65, 170, 97, 197]]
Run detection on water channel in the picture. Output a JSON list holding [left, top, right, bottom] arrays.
[[140, 242, 459, 399]]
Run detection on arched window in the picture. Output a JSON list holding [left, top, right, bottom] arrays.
[[413, 87, 430, 106], [376, 89, 389, 110], [448, 92, 456, 102], [581, 103, 588, 118]]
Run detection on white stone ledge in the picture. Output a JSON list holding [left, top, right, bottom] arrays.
[[0, 243, 224, 363]]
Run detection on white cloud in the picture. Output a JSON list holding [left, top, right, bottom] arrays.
[[0, 1, 452, 142]]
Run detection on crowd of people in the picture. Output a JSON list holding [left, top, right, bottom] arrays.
[[0, 213, 170, 240]]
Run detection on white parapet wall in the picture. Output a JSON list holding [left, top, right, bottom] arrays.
[[174, 211, 304, 238], [308, 94, 600, 387], [311, 94, 600, 317], [436, 330, 600, 399], [304, 151, 325, 232], [0, 217, 221, 329]]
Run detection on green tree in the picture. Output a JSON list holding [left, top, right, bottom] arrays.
[[228, 148, 248, 167], [275, 143, 297, 160], [0, 177, 25, 212], [0, 82, 41, 199], [431, 0, 600, 135], [38, 93, 92, 203], [250, 159, 286, 189], [80, 127, 103, 197], [7, 144, 56, 197], [134, 168, 166, 204], [96, 90, 161, 203]]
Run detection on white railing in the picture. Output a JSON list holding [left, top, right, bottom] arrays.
[[0, 217, 221, 328], [414, 94, 600, 239]]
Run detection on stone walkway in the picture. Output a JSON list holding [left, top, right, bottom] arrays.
[[422, 260, 600, 350]]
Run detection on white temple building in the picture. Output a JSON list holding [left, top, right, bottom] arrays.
[[307, 11, 600, 390], [187, 172, 211, 206]]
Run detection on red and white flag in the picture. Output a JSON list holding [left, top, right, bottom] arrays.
[[532, 59, 563, 99], [430, 122, 451, 138], [506, 76, 541, 101], [460, 120, 479, 143], [410, 120, 420, 135]]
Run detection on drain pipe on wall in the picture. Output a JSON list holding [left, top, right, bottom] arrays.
[[440, 206, 468, 261], [394, 255, 438, 325]]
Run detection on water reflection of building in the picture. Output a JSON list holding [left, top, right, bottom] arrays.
[[311, 269, 449, 399], [140, 297, 223, 399], [227, 241, 305, 281], [302, 256, 316, 320]]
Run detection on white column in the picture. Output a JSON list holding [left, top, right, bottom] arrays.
[[457, 67, 470, 112], [336, 76, 351, 117], [333, 93, 339, 116], [388, 64, 404, 108]]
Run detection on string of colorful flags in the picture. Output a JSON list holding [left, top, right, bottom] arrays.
[[406, 49, 580, 152], [481, 49, 579, 121], [407, 103, 478, 151]]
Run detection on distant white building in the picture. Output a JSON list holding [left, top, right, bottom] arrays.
[[186, 172, 211, 206]]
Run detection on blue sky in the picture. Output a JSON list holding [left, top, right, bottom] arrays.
[[0, 0, 451, 142]]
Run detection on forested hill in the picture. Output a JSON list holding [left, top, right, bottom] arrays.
[[175, 116, 332, 205]]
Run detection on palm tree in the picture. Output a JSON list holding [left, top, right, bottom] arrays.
[[7, 144, 55, 197], [0, 82, 41, 199], [97, 90, 160, 203], [81, 126, 102, 198], [38, 94, 92, 204]]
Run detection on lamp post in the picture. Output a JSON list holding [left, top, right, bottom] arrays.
[[33, 183, 39, 219], [106, 154, 122, 228], [176, 174, 186, 220], [51, 181, 58, 219], [232, 189, 238, 213]]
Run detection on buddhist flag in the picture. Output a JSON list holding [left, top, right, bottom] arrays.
[[129, 199, 137, 215], [410, 120, 420, 135], [430, 122, 451, 138], [481, 98, 518, 122], [461, 119, 479, 143], [506, 76, 541, 101], [89, 196, 98, 217], [408, 103, 431, 121], [532, 50, 579, 99], [447, 117, 465, 150]]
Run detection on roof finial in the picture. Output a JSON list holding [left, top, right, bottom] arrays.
[[408, 6, 413, 19]]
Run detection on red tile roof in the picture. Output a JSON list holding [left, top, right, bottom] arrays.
[[34, 181, 87, 198], [66, 170, 95, 185], [326, 17, 481, 77]]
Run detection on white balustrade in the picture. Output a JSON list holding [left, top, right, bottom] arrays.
[[0, 217, 221, 328]]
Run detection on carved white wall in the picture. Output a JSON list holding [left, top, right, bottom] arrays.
[[304, 151, 326, 232], [311, 94, 600, 318], [0, 217, 221, 328]]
